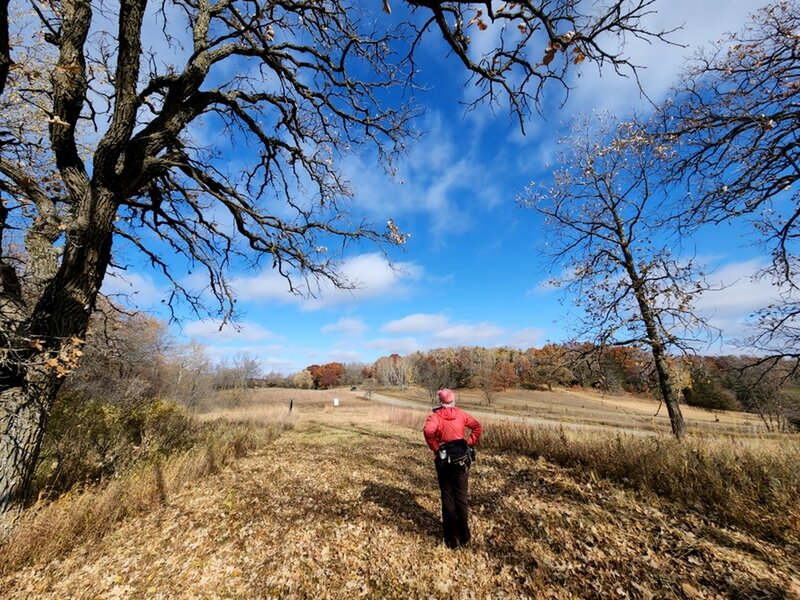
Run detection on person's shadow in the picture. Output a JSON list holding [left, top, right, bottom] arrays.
[[360, 481, 440, 540]]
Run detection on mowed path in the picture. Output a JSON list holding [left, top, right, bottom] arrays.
[[2, 403, 798, 599]]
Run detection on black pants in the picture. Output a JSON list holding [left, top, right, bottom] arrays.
[[435, 461, 470, 548]]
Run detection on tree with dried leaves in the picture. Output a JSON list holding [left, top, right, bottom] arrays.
[[307, 362, 345, 390], [403, 0, 675, 127], [661, 0, 800, 377], [0, 0, 675, 526], [521, 115, 714, 438]]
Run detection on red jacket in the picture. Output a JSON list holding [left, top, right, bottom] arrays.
[[423, 406, 482, 452]]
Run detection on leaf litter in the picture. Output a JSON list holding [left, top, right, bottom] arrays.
[[1, 404, 798, 599]]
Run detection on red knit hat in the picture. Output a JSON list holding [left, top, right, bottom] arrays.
[[437, 388, 455, 405]]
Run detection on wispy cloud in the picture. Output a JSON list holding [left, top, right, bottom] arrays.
[[567, 0, 755, 114], [507, 327, 547, 349], [342, 111, 508, 241], [321, 317, 368, 337], [376, 312, 544, 352], [694, 258, 783, 342], [184, 319, 279, 343], [232, 253, 424, 310], [102, 269, 166, 307], [527, 278, 560, 296]]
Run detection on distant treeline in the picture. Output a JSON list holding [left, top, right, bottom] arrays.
[[250, 344, 800, 433]]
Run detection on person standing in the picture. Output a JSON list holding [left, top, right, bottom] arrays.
[[423, 388, 483, 549]]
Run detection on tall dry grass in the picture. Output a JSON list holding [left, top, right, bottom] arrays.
[[0, 419, 292, 574], [385, 408, 800, 542]]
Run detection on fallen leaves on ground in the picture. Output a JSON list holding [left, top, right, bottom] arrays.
[[2, 405, 798, 599]]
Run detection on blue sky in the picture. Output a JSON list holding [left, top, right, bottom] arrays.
[[102, 0, 778, 374]]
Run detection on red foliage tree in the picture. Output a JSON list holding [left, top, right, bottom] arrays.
[[307, 362, 345, 390]]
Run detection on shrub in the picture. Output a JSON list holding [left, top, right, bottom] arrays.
[[34, 395, 198, 498]]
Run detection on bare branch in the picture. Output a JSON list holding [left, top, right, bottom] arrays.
[[407, 0, 679, 126]]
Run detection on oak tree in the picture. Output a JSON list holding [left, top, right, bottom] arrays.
[[521, 115, 712, 438], [661, 0, 800, 374]]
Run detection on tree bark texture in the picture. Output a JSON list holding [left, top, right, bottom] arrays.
[[0, 381, 57, 534], [0, 186, 116, 532], [614, 212, 687, 439]]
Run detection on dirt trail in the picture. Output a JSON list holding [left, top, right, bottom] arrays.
[[2, 406, 798, 599]]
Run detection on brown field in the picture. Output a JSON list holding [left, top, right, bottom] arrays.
[[2, 388, 797, 599], [373, 385, 770, 436]]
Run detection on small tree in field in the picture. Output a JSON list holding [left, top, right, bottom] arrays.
[[408, 351, 453, 402], [292, 369, 314, 391], [521, 115, 713, 438]]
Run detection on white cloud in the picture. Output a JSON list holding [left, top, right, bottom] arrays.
[[341, 111, 501, 240], [379, 312, 539, 349], [382, 313, 451, 334], [694, 259, 783, 341], [328, 349, 366, 364], [507, 327, 546, 349], [567, 0, 755, 114], [232, 253, 424, 310], [321, 317, 368, 337], [304, 254, 424, 310], [232, 270, 292, 303], [431, 322, 505, 344], [365, 337, 421, 355], [101, 270, 165, 306], [184, 319, 278, 343]]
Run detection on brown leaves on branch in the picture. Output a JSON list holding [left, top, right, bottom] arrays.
[[43, 337, 85, 379], [468, 10, 488, 31], [540, 32, 585, 68]]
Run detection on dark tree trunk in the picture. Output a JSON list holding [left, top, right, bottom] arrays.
[[650, 340, 686, 439], [0, 381, 58, 533], [0, 187, 116, 532], [614, 211, 687, 439]]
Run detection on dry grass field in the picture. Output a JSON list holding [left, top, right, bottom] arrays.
[[377, 386, 770, 436], [1, 388, 797, 599]]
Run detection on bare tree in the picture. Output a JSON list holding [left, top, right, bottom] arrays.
[[0, 0, 415, 528], [405, 0, 676, 127], [373, 353, 408, 388], [162, 340, 215, 409], [728, 358, 795, 433], [520, 115, 713, 438], [661, 0, 800, 374], [408, 350, 453, 402], [62, 304, 170, 405], [212, 352, 261, 391], [0, 0, 677, 527]]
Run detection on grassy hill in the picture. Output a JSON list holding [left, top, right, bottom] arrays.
[[1, 390, 798, 598], [375, 385, 771, 436]]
